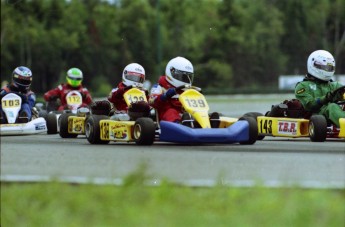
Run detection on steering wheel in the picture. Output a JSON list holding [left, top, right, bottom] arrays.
[[175, 84, 202, 92], [332, 85, 345, 105]]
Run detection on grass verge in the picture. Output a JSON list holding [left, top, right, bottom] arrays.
[[1, 172, 345, 227]]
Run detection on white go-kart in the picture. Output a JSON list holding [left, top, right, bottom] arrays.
[[0, 93, 47, 136]]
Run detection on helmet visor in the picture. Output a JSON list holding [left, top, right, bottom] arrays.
[[125, 72, 145, 83], [171, 68, 194, 84], [67, 76, 82, 87], [314, 62, 335, 72], [13, 74, 32, 86]]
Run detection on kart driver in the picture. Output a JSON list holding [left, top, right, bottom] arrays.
[[107, 63, 148, 111], [295, 50, 345, 127], [43, 67, 92, 111], [92, 63, 150, 120], [149, 56, 220, 127], [0, 66, 36, 123]]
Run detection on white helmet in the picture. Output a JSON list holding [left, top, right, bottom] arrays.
[[165, 56, 194, 87], [307, 50, 335, 81], [122, 63, 145, 87]]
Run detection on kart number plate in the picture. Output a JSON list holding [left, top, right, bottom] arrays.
[[183, 98, 207, 110], [127, 94, 146, 103], [2, 99, 20, 108], [124, 88, 148, 106], [67, 95, 82, 105], [258, 119, 273, 134]]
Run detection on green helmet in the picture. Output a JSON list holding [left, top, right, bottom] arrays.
[[66, 68, 83, 87]]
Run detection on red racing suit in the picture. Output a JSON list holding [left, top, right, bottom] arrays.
[[149, 76, 183, 122], [108, 82, 149, 111], [43, 83, 92, 111]]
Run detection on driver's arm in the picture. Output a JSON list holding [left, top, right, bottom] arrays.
[[295, 83, 323, 112]]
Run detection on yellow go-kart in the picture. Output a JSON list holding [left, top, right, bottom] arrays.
[[85, 87, 154, 145], [85, 85, 258, 145], [244, 86, 345, 142], [57, 91, 91, 138], [157, 85, 258, 144]]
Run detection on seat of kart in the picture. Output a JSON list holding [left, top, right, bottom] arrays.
[[266, 99, 312, 119]]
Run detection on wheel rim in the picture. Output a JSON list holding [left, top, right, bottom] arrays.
[[133, 124, 142, 140], [85, 122, 91, 137], [309, 122, 315, 137]]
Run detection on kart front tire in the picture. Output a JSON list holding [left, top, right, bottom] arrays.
[[239, 116, 258, 145], [85, 115, 110, 144], [133, 118, 156, 145], [242, 112, 265, 140], [46, 112, 58, 134], [309, 115, 327, 142], [59, 113, 78, 138]]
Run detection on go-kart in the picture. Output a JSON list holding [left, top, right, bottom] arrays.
[[85, 87, 154, 144], [85, 85, 258, 145], [244, 86, 345, 142], [56, 91, 92, 138], [0, 93, 47, 136], [42, 90, 88, 135]]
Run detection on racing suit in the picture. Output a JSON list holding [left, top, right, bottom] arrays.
[[0, 84, 36, 123], [43, 83, 92, 111], [295, 77, 345, 127], [149, 76, 183, 122], [108, 82, 149, 111]]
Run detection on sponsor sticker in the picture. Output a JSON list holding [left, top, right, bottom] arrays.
[[278, 121, 297, 135], [296, 88, 305, 94]]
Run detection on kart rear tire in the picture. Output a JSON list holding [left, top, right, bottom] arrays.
[[309, 115, 327, 142], [239, 116, 258, 145], [39, 110, 48, 119], [242, 112, 265, 140], [46, 112, 58, 134], [59, 113, 78, 138], [133, 117, 156, 145], [85, 115, 110, 144]]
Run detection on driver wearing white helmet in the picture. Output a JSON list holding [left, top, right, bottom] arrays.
[[107, 63, 148, 112], [295, 50, 345, 127], [149, 56, 220, 127]]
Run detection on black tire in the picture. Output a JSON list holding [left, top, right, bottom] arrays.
[[59, 113, 78, 138], [85, 115, 110, 144], [309, 115, 327, 142], [133, 118, 156, 145], [39, 110, 48, 119], [46, 113, 58, 134], [242, 112, 265, 140], [239, 116, 258, 145]]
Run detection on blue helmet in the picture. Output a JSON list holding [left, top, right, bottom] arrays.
[[12, 66, 32, 90]]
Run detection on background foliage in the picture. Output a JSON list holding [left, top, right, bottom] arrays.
[[1, 0, 344, 95]]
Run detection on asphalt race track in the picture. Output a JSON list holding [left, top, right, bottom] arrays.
[[1, 134, 344, 189], [1, 95, 344, 189]]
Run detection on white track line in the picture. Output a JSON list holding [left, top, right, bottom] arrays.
[[1, 175, 344, 189]]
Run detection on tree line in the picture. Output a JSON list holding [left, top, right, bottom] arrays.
[[1, 0, 344, 95]]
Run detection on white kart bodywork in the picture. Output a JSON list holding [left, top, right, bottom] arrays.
[[0, 93, 47, 136]]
